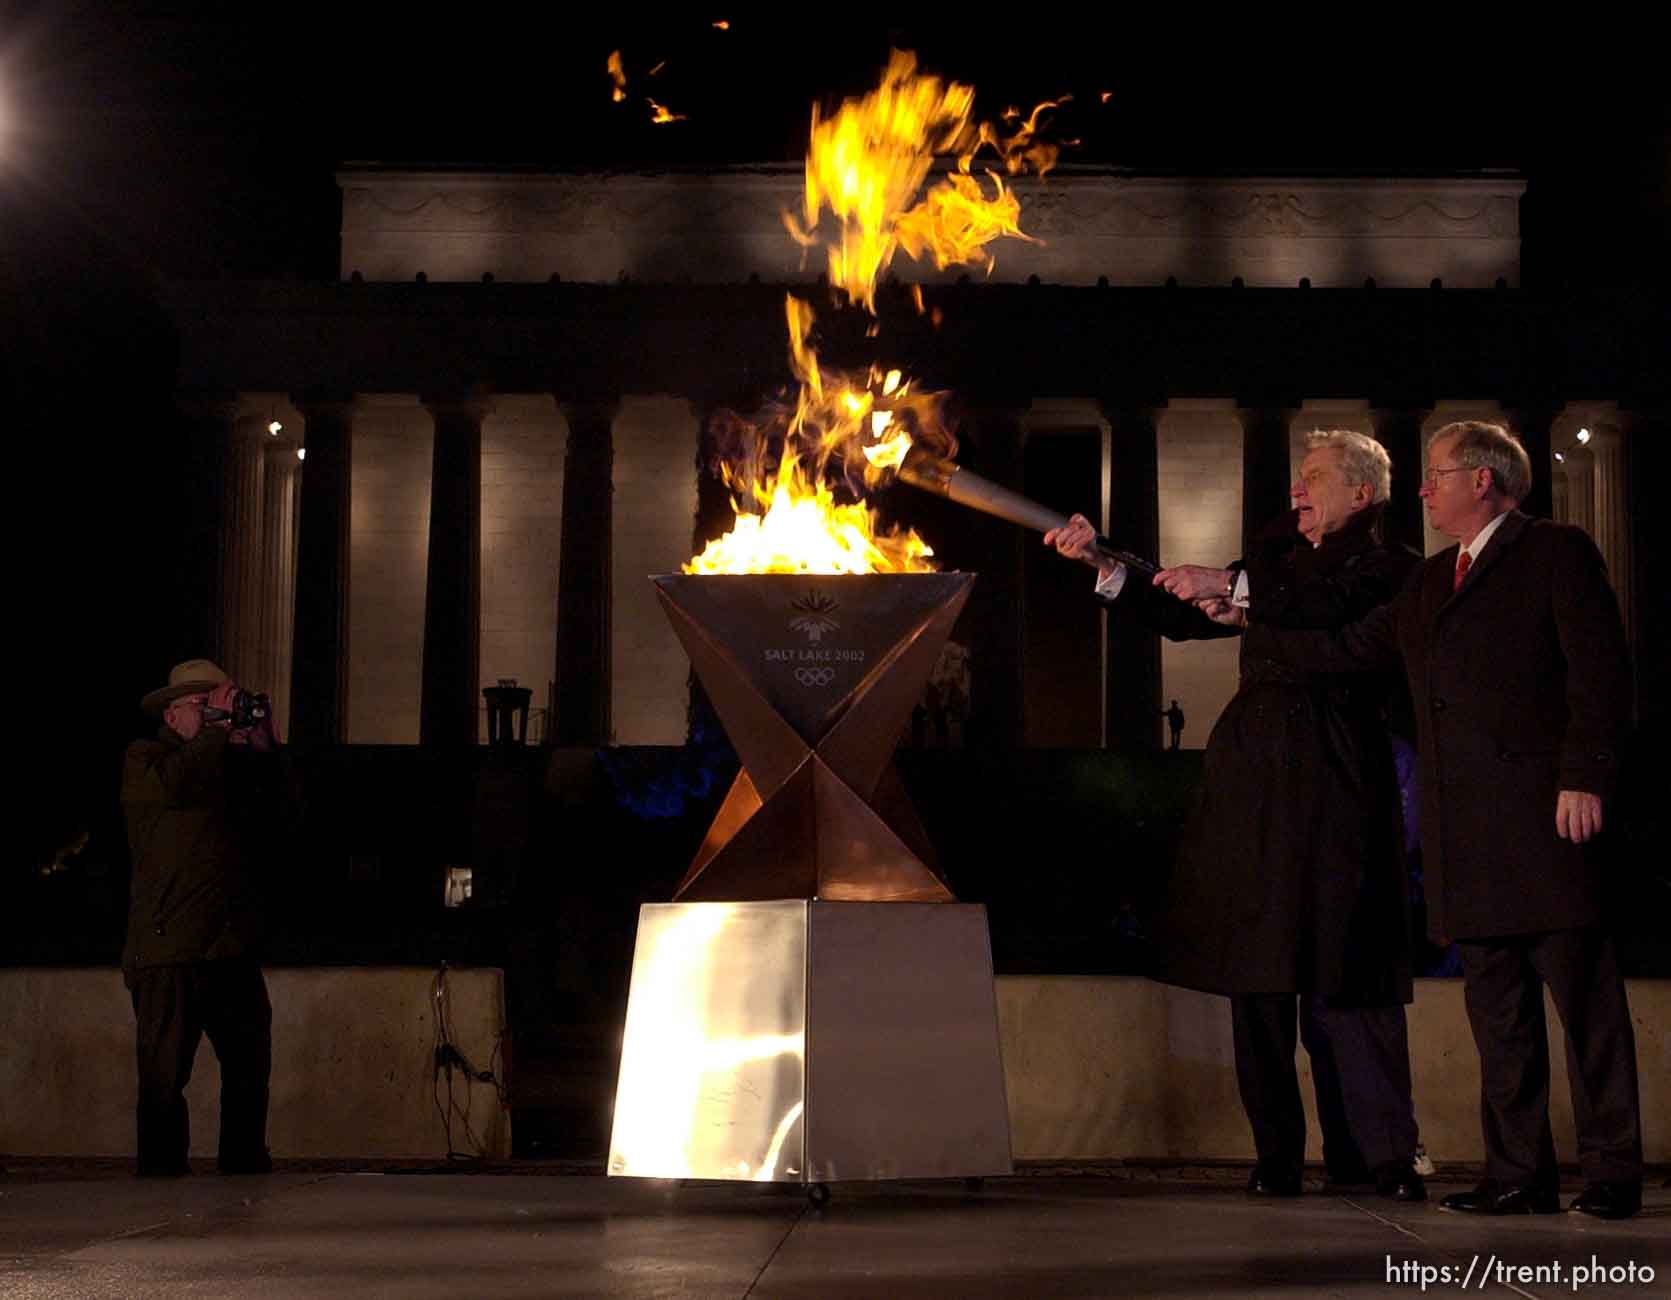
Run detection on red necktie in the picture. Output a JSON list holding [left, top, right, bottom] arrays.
[[1453, 550, 1472, 593]]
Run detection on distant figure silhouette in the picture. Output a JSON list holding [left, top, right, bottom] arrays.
[[1161, 699, 1185, 750]]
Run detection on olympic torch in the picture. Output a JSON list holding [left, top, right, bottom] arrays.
[[893, 444, 1157, 574]]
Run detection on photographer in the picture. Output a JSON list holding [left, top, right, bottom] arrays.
[[122, 658, 280, 1177]]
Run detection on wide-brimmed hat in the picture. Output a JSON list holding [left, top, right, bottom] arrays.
[[141, 658, 229, 717]]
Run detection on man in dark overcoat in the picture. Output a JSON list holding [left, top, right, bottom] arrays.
[[1047, 429, 1425, 1202], [1234, 420, 1641, 1220]]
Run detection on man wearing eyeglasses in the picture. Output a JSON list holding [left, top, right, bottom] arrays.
[[1228, 420, 1641, 1220]]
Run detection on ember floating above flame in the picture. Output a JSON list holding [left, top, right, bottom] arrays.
[[686, 50, 1058, 576], [609, 49, 687, 122]]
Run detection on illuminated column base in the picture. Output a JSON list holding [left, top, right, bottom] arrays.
[[607, 900, 1012, 1184]]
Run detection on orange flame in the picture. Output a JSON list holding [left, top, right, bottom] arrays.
[[648, 99, 687, 124], [789, 50, 1045, 313], [686, 305, 950, 575], [608, 50, 627, 103], [688, 51, 1057, 575]]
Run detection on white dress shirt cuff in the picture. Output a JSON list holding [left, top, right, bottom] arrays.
[[1094, 563, 1128, 600]]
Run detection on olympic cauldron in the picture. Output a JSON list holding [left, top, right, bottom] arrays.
[[606, 571, 1012, 1189]]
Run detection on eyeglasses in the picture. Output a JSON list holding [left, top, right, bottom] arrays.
[[1420, 466, 1475, 487]]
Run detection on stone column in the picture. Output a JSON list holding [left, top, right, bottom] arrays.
[[1238, 405, 1295, 550], [1559, 444, 1595, 535], [420, 394, 492, 748], [552, 398, 617, 746], [1589, 423, 1631, 640], [1099, 402, 1163, 752], [289, 394, 355, 749], [1624, 406, 1665, 722], [218, 411, 267, 686], [1550, 460, 1571, 527], [1370, 407, 1429, 552], [258, 438, 301, 739]]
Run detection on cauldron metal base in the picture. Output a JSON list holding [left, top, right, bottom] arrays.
[[607, 900, 1012, 1184]]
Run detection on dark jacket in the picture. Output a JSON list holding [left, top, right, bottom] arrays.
[[1106, 509, 1419, 1002], [121, 725, 276, 975], [1245, 512, 1630, 941]]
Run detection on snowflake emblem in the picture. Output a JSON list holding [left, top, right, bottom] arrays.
[[789, 590, 840, 643]]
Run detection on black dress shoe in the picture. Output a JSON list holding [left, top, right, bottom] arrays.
[[1569, 1181, 1642, 1221], [1439, 1181, 1559, 1215], [1247, 1165, 1302, 1197], [1374, 1161, 1427, 1203]]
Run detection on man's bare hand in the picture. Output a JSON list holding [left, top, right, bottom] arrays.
[[1556, 790, 1603, 843], [1155, 565, 1235, 603], [1044, 513, 1117, 579], [205, 680, 239, 728], [1197, 597, 1247, 629]]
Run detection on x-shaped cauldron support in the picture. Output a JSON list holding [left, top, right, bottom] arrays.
[[653, 573, 973, 902]]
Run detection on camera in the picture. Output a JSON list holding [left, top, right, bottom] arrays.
[[202, 690, 271, 729]]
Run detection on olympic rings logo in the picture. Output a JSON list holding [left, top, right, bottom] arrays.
[[794, 667, 837, 688]]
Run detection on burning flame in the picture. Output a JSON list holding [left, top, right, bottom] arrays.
[[686, 50, 1054, 576], [607, 50, 627, 103], [686, 305, 946, 575], [648, 99, 687, 124], [788, 49, 1047, 313]]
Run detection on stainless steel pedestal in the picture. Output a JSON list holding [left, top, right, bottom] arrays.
[[607, 900, 1012, 1184]]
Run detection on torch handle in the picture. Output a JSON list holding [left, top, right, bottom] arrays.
[[1090, 536, 1160, 578], [898, 449, 1158, 575]]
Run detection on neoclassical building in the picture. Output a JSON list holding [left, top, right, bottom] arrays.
[[164, 166, 1657, 753]]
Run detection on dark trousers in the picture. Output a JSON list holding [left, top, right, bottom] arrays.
[[1456, 927, 1641, 1188], [1231, 993, 1417, 1177], [130, 960, 272, 1173]]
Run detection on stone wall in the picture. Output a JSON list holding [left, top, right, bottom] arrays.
[[8, 968, 1663, 1165], [339, 170, 1524, 290], [996, 976, 1670, 1165], [0, 967, 508, 1160]]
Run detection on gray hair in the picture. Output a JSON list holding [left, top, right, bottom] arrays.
[[1304, 429, 1391, 504], [1427, 421, 1532, 503]]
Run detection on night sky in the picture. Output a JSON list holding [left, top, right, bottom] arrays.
[[4, 6, 1666, 863]]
